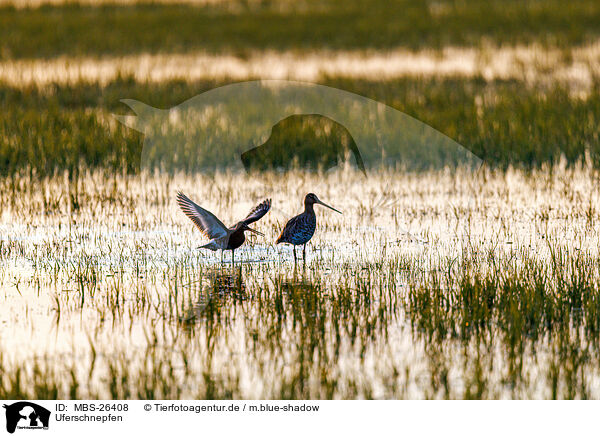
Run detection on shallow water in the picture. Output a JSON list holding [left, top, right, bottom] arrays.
[[1, 168, 599, 398]]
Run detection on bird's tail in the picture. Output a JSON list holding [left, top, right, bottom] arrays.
[[198, 241, 219, 251]]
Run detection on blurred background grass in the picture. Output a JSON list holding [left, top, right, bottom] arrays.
[[0, 0, 599, 175], [2, 0, 600, 58]]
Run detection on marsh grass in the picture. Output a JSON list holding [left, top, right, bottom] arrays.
[[1, 76, 600, 177], [1, 166, 599, 399], [2, 0, 600, 59], [1, 0, 598, 401]]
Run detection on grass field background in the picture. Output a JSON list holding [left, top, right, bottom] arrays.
[[2, 0, 600, 399], [2, 0, 600, 58], [1, 0, 600, 175]]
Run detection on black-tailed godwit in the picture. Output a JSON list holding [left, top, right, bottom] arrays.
[[177, 192, 271, 263], [276, 193, 341, 262]]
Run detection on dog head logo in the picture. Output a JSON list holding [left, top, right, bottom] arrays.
[[3, 402, 50, 433], [115, 80, 481, 175], [240, 113, 367, 175]]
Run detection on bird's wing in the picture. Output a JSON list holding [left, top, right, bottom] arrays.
[[276, 214, 302, 243], [176, 192, 229, 240], [241, 198, 272, 225]]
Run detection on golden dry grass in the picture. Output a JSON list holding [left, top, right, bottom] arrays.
[[0, 44, 598, 96]]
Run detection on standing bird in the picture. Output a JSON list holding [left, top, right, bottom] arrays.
[[176, 192, 271, 264], [276, 193, 342, 262]]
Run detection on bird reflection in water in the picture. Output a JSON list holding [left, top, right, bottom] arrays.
[[180, 267, 246, 324]]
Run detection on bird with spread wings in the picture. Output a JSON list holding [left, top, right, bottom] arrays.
[[176, 191, 271, 263]]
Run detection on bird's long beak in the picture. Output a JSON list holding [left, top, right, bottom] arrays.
[[246, 227, 264, 236], [316, 199, 342, 214]]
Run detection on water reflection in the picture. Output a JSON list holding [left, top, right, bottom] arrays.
[[181, 267, 246, 324]]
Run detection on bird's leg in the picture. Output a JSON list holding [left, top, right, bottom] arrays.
[[293, 246, 297, 263], [303, 244, 306, 262], [232, 249, 235, 266]]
